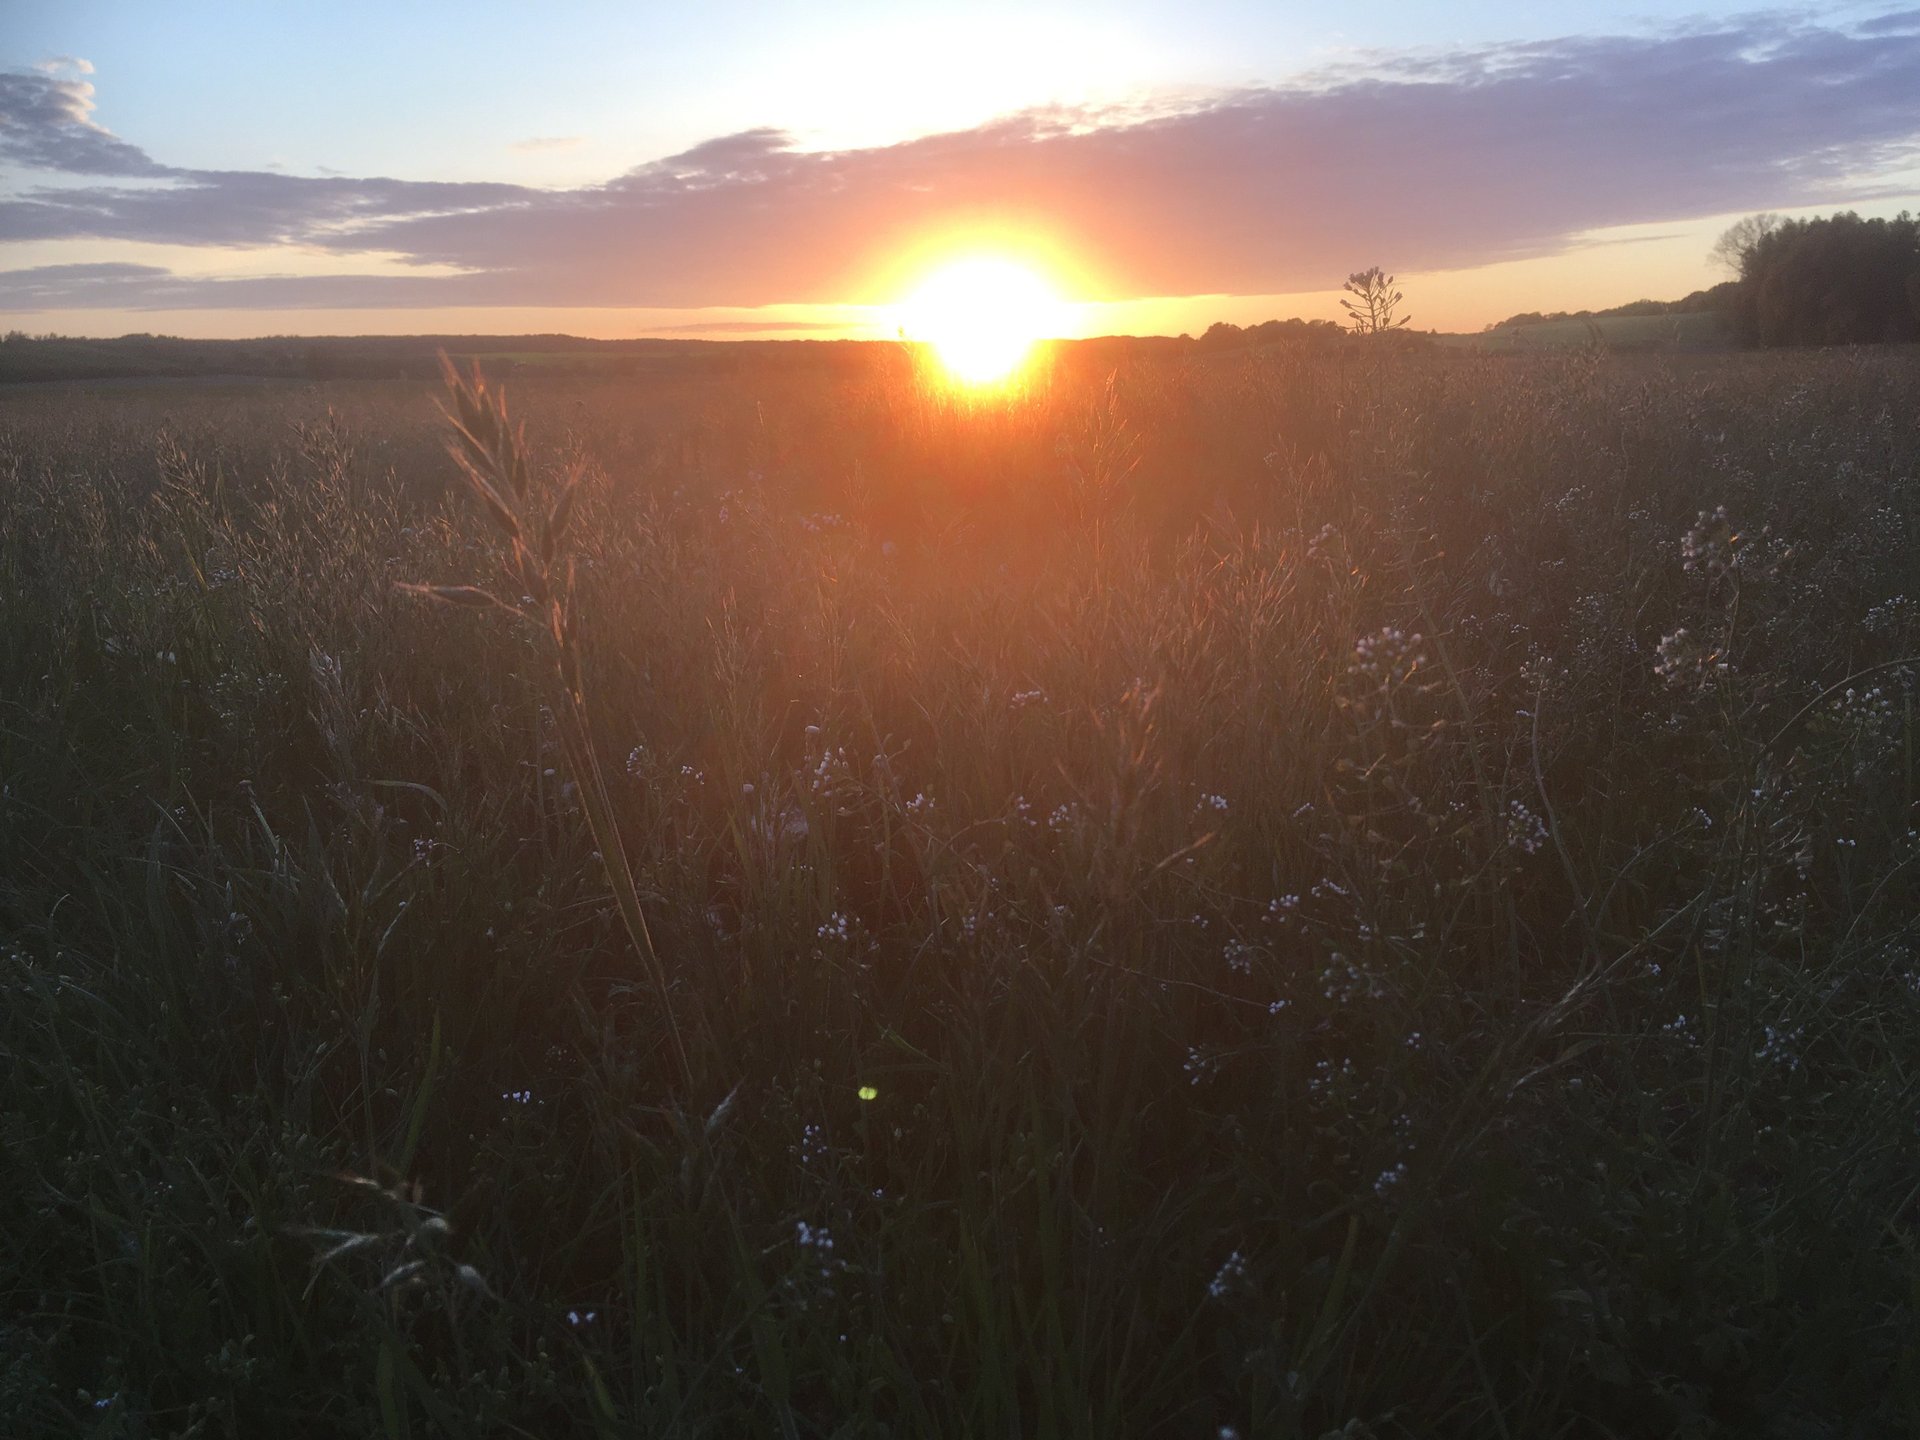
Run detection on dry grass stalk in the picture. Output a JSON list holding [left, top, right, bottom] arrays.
[[403, 354, 694, 1092]]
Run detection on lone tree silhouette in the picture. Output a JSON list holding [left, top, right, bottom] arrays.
[[1340, 267, 1411, 334], [1709, 212, 1782, 276]]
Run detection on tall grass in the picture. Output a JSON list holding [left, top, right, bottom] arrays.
[[3, 343, 1919, 1435]]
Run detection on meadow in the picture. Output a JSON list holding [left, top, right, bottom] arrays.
[[3, 340, 1919, 1437]]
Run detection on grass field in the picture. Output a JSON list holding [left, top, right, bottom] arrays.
[[1447, 312, 1731, 353], [4, 341, 1919, 1436]]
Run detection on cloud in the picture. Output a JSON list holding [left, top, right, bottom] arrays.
[[508, 135, 585, 154], [0, 68, 172, 177], [33, 55, 95, 75], [5, 13, 1920, 311], [1858, 9, 1920, 35], [659, 318, 860, 333]]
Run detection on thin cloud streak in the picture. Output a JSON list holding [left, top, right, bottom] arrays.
[[3, 14, 1919, 312]]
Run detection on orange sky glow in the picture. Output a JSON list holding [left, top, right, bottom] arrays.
[[2, 208, 1851, 341]]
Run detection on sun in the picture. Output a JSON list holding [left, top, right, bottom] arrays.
[[896, 257, 1071, 386]]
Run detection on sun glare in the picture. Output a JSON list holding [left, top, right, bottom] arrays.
[[896, 257, 1070, 386]]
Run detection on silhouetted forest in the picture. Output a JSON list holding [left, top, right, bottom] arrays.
[[1727, 211, 1920, 347]]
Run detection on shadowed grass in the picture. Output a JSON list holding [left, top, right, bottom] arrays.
[[3, 344, 1919, 1435]]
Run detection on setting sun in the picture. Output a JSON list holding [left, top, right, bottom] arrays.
[[895, 257, 1072, 385]]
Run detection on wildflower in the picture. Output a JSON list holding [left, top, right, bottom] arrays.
[[1505, 799, 1548, 855], [1866, 596, 1916, 635], [1309, 1057, 1356, 1097], [1184, 1046, 1221, 1085], [1662, 1013, 1699, 1047], [1654, 628, 1728, 691], [1755, 1023, 1804, 1071], [1319, 953, 1377, 1003], [1207, 1249, 1248, 1300], [1373, 1162, 1408, 1199], [794, 1221, 841, 1281], [1680, 506, 1735, 575], [1349, 627, 1427, 696], [807, 745, 851, 798]]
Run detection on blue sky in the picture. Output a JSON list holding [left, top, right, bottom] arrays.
[[4, 1, 1919, 336]]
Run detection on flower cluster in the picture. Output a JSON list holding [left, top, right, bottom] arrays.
[[1505, 799, 1548, 856], [1207, 1249, 1248, 1300], [1349, 626, 1427, 690], [1654, 628, 1729, 692]]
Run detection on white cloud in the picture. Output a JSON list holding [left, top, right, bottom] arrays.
[[507, 136, 584, 154]]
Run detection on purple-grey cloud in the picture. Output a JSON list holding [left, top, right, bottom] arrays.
[[1858, 8, 1920, 34], [0, 68, 172, 178], [4, 13, 1920, 311]]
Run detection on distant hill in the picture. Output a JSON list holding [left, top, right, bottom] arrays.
[[1485, 281, 1740, 334], [1447, 310, 1731, 353]]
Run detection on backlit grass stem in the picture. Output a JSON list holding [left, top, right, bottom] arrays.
[[403, 355, 695, 1094]]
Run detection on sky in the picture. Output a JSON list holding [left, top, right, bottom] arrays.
[[3, 1, 1919, 339]]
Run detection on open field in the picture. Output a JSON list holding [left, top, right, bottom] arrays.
[[5, 343, 1920, 1436], [1446, 312, 1731, 353]]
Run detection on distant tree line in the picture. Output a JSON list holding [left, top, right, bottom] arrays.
[[1189, 317, 1435, 354], [1720, 211, 1920, 346], [1488, 284, 1737, 332], [1490, 212, 1920, 347], [1193, 317, 1346, 350]]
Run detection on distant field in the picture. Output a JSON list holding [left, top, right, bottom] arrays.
[[5, 345, 1919, 1436], [0, 321, 1738, 390], [1441, 310, 1731, 352]]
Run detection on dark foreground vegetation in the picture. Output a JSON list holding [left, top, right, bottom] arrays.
[[4, 343, 1920, 1436]]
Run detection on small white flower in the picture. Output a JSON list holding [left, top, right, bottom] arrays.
[[1505, 799, 1548, 855], [1374, 1162, 1408, 1198], [1207, 1249, 1248, 1300]]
